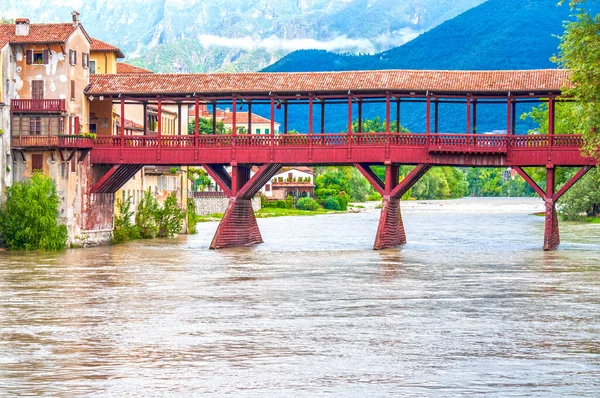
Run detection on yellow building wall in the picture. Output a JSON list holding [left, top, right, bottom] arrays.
[[90, 100, 114, 135], [90, 52, 117, 75]]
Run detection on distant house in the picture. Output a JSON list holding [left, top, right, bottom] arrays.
[[261, 167, 315, 199], [189, 104, 280, 134]]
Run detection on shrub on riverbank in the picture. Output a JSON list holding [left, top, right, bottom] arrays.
[[113, 197, 140, 244], [187, 198, 198, 234], [156, 193, 186, 238], [323, 197, 341, 210], [0, 173, 67, 251], [296, 197, 320, 211], [136, 189, 159, 239]]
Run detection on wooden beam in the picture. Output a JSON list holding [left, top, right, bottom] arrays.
[[202, 164, 232, 197], [554, 166, 592, 202], [513, 166, 546, 198], [390, 164, 432, 200], [355, 163, 384, 196]]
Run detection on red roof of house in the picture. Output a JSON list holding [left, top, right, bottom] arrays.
[[115, 117, 144, 131], [86, 69, 571, 97], [0, 22, 91, 45], [117, 62, 152, 74], [91, 38, 125, 58]]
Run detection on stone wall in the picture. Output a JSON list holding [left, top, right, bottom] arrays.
[[194, 196, 261, 216]]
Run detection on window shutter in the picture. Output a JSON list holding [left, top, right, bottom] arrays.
[[42, 49, 49, 64], [75, 116, 80, 135], [32, 154, 43, 172], [74, 51, 77, 66], [71, 80, 75, 100], [26, 50, 33, 65]]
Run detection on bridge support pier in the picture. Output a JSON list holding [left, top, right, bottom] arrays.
[[205, 163, 282, 249], [514, 165, 591, 251], [356, 163, 431, 250]]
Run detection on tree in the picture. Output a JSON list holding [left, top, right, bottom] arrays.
[[113, 196, 140, 244], [136, 188, 159, 239], [554, 0, 600, 157], [188, 118, 228, 135], [351, 116, 409, 133], [156, 193, 185, 238], [0, 173, 67, 250]]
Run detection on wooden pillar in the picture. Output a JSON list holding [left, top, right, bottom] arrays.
[[177, 102, 182, 135], [426, 94, 431, 135], [270, 96, 275, 145], [374, 164, 405, 250], [143, 101, 148, 134], [434, 98, 439, 134], [284, 101, 288, 134], [248, 100, 253, 135], [320, 100, 325, 134], [120, 98, 125, 151], [308, 95, 313, 136], [396, 98, 401, 133], [232, 97, 237, 136], [506, 97, 512, 136], [466, 96, 471, 135], [358, 99, 363, 133], [212, 102, 217, 134], [548, 96, 555, 148], [385, 94, 391, 133], [512, 100, 517, 135], [544, 166, 560, 250], [472, 99, 477, 134], [157, 98, 162, 159], [194, 98, 200, 136]]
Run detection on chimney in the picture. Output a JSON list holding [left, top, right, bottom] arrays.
[[14, 18, 30, 36], [72, 10, 80, 26]]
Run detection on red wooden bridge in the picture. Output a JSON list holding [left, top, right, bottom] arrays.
[[84, 69, 596, 251]]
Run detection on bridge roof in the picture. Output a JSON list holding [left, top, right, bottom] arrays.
[[86, 69, 571, 98]]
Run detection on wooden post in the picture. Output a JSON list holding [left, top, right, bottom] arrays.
[[212, 102, 217, 134], [358, 99, 363, 133], [157, 98, 162, 160], [426, 94, 431, 135], [143, 101, 148, 134], [177, 102, 182, 135], [434, 98, 439, 134], [232, 97, 237, 143], [548, 96, 555, 148], [270, 96, 275, 147], [466, 96, 472, 145], [120, 98, 125, 160], [347, 95, 353, 158], [309, 95, 313, 156], [248, 100, 253, 135], [472, 98, 477, 134], [544, 166, 560, 250], [385, 93, 391, 133], [320, 100, 325, 134], [396, 98, 401, 132], [512, 100, 517, 134], [284, 101, 288, 134]]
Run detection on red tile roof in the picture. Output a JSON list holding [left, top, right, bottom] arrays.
[[91, 38, 125, 58], [0, 22, 91, 45], [117, 62, 152, 74], [86, 69, 572, 97]]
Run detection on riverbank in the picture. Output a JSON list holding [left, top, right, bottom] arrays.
[[196, 207, 341, 222]]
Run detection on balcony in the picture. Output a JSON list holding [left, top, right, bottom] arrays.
[[11, 135, 95, 150], [11, 99, 66, 114]]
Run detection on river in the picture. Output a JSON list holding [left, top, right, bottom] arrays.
[[1, 198, 599, 396]]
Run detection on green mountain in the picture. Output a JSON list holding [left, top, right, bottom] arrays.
[[0, 0, 485, 73], [263, 0, 582, 72]]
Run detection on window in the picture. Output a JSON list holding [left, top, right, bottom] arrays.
[[82, 53, 89, 69], [69, 50, 77, 66], [256, 128, 261, 134], [89, 123, 97, 134], [158, 175, 179, 191], [70, 157, 76, 173], [71, 80, 76, 101], [31, 154, 43, 172], [26, 50, 48, 65], [265, 128, 270, 135], [29, 116, 42, 136], [265, 184, 271, 192], [89, 60, 96, 74], [31, 80, 44, 99]]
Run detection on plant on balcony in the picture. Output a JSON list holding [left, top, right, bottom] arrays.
[[77, 132, 97, 139], [0, 173, 67, 250]]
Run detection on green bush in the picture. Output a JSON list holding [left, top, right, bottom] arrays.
[[296, 197, 320, 211], [275, 200, 287, 208], [187, 198, 198, 234], [367, 191, 382, 201], [156, 193, 186, 238], [284, 195, 294, 209], [335, 192, 348, 211], [113, 196, 140, 244], [323, 196, 341, 210], [0, 173, 67, 250], [136, 188, 159, 239]]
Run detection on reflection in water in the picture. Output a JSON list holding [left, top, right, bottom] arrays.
[[1, 198, 600, 396]]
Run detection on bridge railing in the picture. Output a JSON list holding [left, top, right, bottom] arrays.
[[90, 133, 584, 151]]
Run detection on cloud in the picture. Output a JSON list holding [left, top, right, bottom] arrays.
[[198, 29, 421, 54]]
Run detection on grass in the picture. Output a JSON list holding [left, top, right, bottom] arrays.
[[256, 207, 338, 218], [583, 217, 600, 224], [196, 213, 224, 223]]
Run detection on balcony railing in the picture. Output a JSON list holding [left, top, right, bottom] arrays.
[[11, 99, 66, 113], [11, 135, 95, 149]]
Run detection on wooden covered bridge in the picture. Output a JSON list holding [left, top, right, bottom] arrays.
[[83, 69, 596, 250]]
